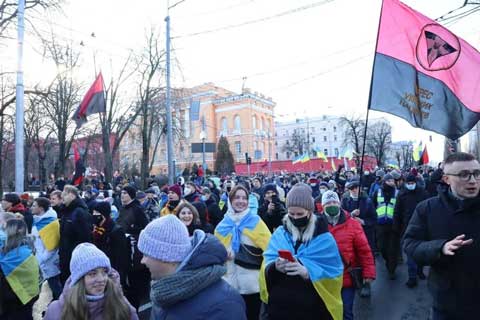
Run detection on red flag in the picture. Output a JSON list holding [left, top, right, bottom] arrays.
[[72, 144, 85, 186], [421, 145, 429, 165], [73, 73, 106, 127], [369, 0, 480, 140]]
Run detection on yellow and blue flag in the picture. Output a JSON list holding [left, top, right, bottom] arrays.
[[292, 154, 303, 165], [0, 245, 39, 305], [317, 151, 328, 162], [34, 216, 60, 251], [259, 226, 343, 320], [300, 154, 310, 163], [215, 210, 271, 253]]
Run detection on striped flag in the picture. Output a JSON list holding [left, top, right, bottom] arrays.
[[73, 73, 106, 127]]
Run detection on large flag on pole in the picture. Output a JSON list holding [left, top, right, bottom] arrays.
[[73, 73, 106, 127], [369, 0, 480, 140]]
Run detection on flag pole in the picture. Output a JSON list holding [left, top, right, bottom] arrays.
[[359, 0, 384, 193]]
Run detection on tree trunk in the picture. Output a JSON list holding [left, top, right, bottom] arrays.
[[0, 113, 4, 197]]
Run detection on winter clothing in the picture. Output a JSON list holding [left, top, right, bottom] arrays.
[[322, 190, 340, 205], [7, 202, 33, 233], [341, 194, 377, 252], [404, 188, 480, 319], [70, 243, 111, 286], [285, 183, 315, 211], [138, 215, 192, 263], [59, 197, 92, 283], [122, 185, 137, 201], [160, 200, 180, 216], [327, 211, 376, 288], [393, 187, 428, 236], [118, 199, 149, 237], [204, 196, 223, 227], [149, 230, 246, 320], [191, 201, 214, 234], [93, 201, 111, 218], [258, 197, 287, 233], [44, 269, 138, 320], [168, 184, 182, 199], [141, 198, 161, 221], [31, 208, 61, 280]]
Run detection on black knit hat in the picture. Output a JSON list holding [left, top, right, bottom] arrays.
[[93, 201, 111, 218], [122, 185, 137, 200], [3, 193, 20, 205]]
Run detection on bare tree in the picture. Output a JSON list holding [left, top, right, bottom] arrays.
[[0, 0, 60, 36], [39, 34, 82, 177], [281, 129, 308, 157], [366, 121, 392, 167], [340, 115, 366, 167]]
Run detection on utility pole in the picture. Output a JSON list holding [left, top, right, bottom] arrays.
[[165, 12, 174, 185], [15, 0, 25, 193]]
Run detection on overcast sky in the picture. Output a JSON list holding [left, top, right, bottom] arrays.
[[6, 0, 480, 163]]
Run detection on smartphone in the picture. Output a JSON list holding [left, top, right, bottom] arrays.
[[278, 250, 295, 262]]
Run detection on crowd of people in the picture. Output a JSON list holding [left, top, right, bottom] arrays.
[[0, 152, 478, 320]]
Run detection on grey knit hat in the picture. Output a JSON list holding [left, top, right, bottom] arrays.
[[286, 183, 314, 211], [138, 215, 192, 263], [70, 243, 111, 286], [322, 190, 340, 205]]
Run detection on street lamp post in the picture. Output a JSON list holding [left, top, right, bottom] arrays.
[[200, 130, 206, 173]]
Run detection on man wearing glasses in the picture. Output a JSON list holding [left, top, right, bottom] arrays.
[[404, 152, 480, 320]]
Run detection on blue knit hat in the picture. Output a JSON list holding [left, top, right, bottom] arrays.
[[138, 215, 192, 263], [70, 243, 111, 286]]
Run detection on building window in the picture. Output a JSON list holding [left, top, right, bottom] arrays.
[[333, 126, 337, 132], [275, 141, 278, 146], [286, 140, 290, 145], [286, 152, 290, 159], [334, 135, 337, 142], [312, 137, 316, 143], [252, 115, 257, 129], [334, 148, 339, 157], [312, 127, 315, 133], [324, 149, 328, 156], [234, 115, 241, 132], [221, 117, 227, 134], [261, 118, 265, 131], [323, 128, 326, 131], [275, 153, 279, 160], [323, 136, 327, 142], [235, 141, 241, 155]]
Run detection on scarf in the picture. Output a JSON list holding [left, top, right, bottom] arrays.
[[216, 210, 259, 253], [150, 264, 226, 308]]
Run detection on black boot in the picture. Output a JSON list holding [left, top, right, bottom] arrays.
[[417, 269, 426, 280]]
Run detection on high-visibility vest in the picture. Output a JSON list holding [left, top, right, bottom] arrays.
[[376, 189, 397, 224]]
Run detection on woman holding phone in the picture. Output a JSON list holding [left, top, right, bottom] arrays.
[[260, 183, 344, 320], [215, 185, 271, 320]]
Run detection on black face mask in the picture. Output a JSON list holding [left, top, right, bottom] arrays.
[[289, 215, 310, 228], [168, 200, 180, 210], [93, 215, 104, 226]]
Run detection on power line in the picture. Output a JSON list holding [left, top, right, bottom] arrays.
[[443, 5, 480, 26], [172, 0, 334, 39], [175, 0, 261, 20]]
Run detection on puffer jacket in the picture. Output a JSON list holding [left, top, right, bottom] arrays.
[[328, 210, 376, 288], [32, 208, 60, 279], [151, 230, 246, 320], [44, 269, 138, 320]]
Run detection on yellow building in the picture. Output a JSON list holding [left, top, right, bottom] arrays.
[[119, 83, 276, 175]]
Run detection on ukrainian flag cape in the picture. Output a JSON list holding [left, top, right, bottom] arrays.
[[0, 245, 39, 304], [33, 213, 60, 251], [215, 210, 271, 252], [259, 226, 344, 320]]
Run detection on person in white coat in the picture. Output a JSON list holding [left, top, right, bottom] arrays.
[[31, 197, 62, 300]]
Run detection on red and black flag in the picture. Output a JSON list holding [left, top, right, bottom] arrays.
[[420, 145, 430, 165], [72, 144, 85, 187], [73, 73, 106, 127]]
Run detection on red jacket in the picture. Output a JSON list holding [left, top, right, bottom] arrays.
[[327, 210, 376, 288]]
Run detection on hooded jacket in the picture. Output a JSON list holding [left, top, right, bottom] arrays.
[[44, 269, 138, 320], [8, 202, 33, 233], [150, 230, 246, 320], [32, 207, 60, 279], [404, 187, 480, 318]]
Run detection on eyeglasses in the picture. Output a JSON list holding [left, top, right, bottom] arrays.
[[444, 170, 480, 181]]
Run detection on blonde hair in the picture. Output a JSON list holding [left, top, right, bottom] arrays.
[[175, 200, 201, 225], [61, 277, 131, 320], [2, 218, 33, 254]]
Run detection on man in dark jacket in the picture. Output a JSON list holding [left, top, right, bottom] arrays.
[[59, 185, 92, 284], [201, 187, 223, 228], [393, 174, 428, 288], [404, 152, 480, 320], [138, 215, 246, 320], [342, 179, 377, 297], [258, 184, 287, 232], [2, 193, 33, 233], [119, 185, 150, 309]]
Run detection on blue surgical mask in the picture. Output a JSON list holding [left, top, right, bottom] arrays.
[[406, 184, 416, 191], [201, 195, 208, 202]]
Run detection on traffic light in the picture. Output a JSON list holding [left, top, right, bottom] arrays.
[[245, 152, 252, 165]]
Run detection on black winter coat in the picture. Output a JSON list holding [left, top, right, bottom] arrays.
[[118, 199, 148, 237], [258, 200, 287, 232], [341, 195, 377, 229], [393, 187, 428, 235], [205, 197, 223, 227], [403, 188, 480, 318], [59, 197, 92, 283]]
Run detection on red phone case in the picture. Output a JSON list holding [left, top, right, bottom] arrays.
[[278, 250, 295, 262]]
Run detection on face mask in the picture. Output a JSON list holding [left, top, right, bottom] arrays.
[[350, 195, 358, 200], [310, 183, 317, 187], [226, 187, 232, 192], [406, 184, 416, 191], [289, 215, 310, 228], [325, 205, 340, 217], [364, 171, 370, 176], [93, 215, 104, 226], [201, 195, 208, 202], [168, 200, 180, 210], [184, 187, 193, 196], [320, 188, 327, 194]]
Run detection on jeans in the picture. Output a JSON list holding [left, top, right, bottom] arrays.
[[341, 287, 355, 320], [47, 275, 63, 300]]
